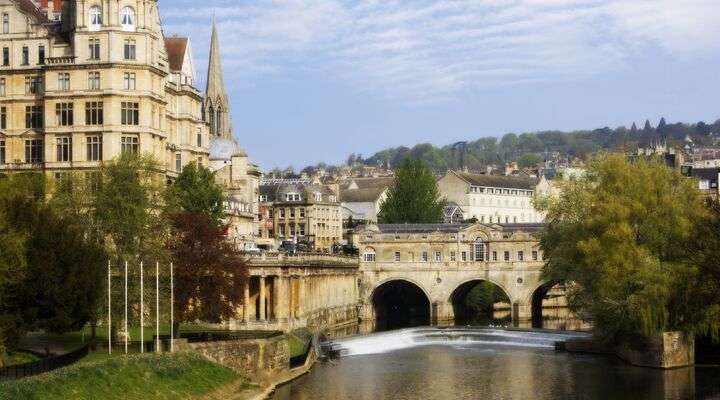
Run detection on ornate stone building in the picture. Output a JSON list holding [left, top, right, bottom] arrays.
[[203, 21, 260, 250], [0, 0, 208, 178]]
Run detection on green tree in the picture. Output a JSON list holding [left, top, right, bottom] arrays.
[[168, 163, 224, 225], [516, 153, 543, 168], [379, 158, 445, 223], [465, 281, 507, 314], [538, 153, 707, 342]]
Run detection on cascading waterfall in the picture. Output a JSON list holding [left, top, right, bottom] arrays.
[[324, 327, 591, 357]]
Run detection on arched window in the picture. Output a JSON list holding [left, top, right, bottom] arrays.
[[363, 248, 376, 262], [208, 106, 215, 135], [474, 239, 486, 262], [215, 107, 222, 134], [89, 6, 102, 30], [2, 13, 9, 34], [120, 7, 135, 31]]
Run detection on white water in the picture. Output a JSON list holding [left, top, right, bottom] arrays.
[[327, 327, 590, 357]]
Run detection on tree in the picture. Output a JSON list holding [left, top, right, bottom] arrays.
[[516, 153, 543, 168], [168, 163, 224, 225], [379, 158, 445, 223], [169, 213, 247, 336], [538, 154, 707, 343]]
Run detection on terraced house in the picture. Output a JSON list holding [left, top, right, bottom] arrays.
[[0, 0, 208, 178]]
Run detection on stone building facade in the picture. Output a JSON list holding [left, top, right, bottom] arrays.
[[437, 170, 549, 223], [0, 0, 208, 178], [258, 180, 342, 251], [350, 223, 549, 324]]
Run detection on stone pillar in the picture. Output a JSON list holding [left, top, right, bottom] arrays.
[[259, 276, 266, 322], [242, 281, 250, 322], [275, 277, 290, 327], [297, 277, 305, 319]]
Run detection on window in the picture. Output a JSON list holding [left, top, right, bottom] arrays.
[[259, 195, 267, 202], [0, 79, 4, 96], [25, 106, 43, 128], [290, 208, 295, 218], [2, 13, 8, 34], [123, 72, 136, 90], [422, 252, 428, 262], [394, 252, 401, 262], [278, 225, 285, 236], [299, 223, 305, 236], [58, 73, 70, 91], [532, 251, 538, 261], [88, 71, 100, 90], [88, 38, 100, 60], [474, 240, 486, 261], [2, 47, 8, 66], [86, 135, 102, 161], [518, 251, 524, 261], [123, 39, 136, 60], [299, 208, 305, 217], [363, 248, 376, 262], [22, 46, 29, 65], [0, 107, 5, 129], [434, 251, 442, 262], [450, 251, 456, 261], [25, 139, 43, 163], [504, 251, 510, 261], [38, 45, 45, 65], [56, 137, 72, 162], [120, 7, 135, 31], [196, 128, 202, 147], [89, 5, 102, 30], [0, 139, 4, 164], [285, 193, 301, 201], [85, 101, 103, 125], [55, 103, 74, 126], [461, 251, 467, 261], [25, 76, 42, 94], [492, 251, 497, 261], [85, 171, 101, 192], [121, 135, 138, 154], [120, 102, 139, 125], [175, 153, 182, 172]]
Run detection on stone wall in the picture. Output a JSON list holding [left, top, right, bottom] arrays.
[[177, 335, 289, 382], [305, 304, 358, 330], [616, 331, 694, 369]]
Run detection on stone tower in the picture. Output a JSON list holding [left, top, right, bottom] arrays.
[[204, 20, 232, 139]]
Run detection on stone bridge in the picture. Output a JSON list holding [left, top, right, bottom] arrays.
[[351, 223, 553, 327]]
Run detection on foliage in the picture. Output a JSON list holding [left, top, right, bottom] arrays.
[[168, 163, 224, 225], [319, 117, 720, 172], [538, 153, 708, 342], [169, 213, 247, 334], [0, 352, 239, 400], [465, 282, 509, 313], [379, 158, 446, 223]]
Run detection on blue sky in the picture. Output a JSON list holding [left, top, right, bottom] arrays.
[[160, 0, 720, 170]]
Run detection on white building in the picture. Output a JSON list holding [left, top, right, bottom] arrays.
[[437, 171, 549, 224]]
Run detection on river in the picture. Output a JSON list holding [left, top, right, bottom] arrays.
[[271, 327, 720, 400]]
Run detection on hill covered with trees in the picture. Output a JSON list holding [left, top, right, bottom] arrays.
[[343, 118, 720, 172]]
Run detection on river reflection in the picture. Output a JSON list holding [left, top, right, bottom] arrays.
[[272, 343, 720, 400]]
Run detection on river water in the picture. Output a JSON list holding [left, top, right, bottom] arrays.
[[271, 327, 720, 400]]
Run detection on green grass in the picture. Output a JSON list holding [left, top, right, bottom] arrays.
[[3, 351, 41, 366], [288, 328, 312, 358], [0, 352, 239, 400]]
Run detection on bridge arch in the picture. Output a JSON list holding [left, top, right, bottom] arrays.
[[529, 281, 574, 329], [371, 279, 431, 330], [449, 278, 512, 325]]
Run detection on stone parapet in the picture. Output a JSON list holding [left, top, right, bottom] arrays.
[[246, 252, 359, 268]]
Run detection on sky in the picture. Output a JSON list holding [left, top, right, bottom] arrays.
[[160, 0, 720, 170]]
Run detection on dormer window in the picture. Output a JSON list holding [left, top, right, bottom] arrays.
[[314, 192, 322, 202], [259, 195, 267, 202], [285, 193, 300, 202], [120, 7, 135, 31], [89, 6, 102, 30]]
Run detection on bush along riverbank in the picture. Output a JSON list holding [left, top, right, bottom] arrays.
[[0, 352, 239, 400]]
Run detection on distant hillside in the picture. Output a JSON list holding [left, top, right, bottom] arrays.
[[343, 118, 720, 172]]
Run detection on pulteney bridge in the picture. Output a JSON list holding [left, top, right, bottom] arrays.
[[350, 223, 556, 328]]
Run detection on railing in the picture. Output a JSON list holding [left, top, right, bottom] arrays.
[[45, 56, 76, 65], [0, 344, 90, 380], [246, 252, 360, 267], [178, 330, 283, 343]]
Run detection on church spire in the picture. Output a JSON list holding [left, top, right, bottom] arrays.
[[204, 19, 231, 138]]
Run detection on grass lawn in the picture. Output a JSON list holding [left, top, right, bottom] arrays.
[[0, 352, 240, 400], [2, 351, 41, 366], [288, 328, 313, 358]]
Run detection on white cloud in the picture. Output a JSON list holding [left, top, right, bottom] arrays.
[[161, 0, 720, 104]]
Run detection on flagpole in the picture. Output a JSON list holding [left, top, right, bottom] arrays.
[[124, 260, 128, 354], [140, 261, 144, 353], [107, 260, 112, 355], [155, 261, 160, 353], [170, 262, 174, 352]]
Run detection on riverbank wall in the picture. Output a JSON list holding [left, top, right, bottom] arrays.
[[563, 331, 695, 369]]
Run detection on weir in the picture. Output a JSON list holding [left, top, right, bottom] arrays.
[[323, 327, 591, 357]]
